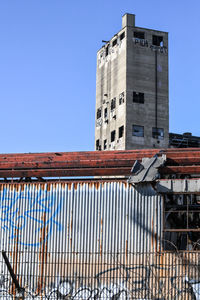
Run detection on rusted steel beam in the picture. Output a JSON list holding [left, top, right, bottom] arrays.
[[0, 167, 131, 178], [0, 165, 200, 178], [0, 156, 199, 170], [160, 166, 200, 175], [0, 148, 199, 177], [0, 150, 200, 167]]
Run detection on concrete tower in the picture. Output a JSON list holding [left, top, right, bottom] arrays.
[[95, 13, 169, 150]]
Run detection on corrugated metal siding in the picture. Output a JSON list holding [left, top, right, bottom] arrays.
[[0, 181, 161, 250], [0, 181, 184, 299]]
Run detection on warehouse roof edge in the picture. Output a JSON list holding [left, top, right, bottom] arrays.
[[0, 147, 199, 180]]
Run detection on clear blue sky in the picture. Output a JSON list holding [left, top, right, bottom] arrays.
[[0, 0, 199, 153]]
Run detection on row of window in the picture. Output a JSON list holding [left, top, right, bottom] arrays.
[[134, 32, 164, 47], [112, 32, 125, 46], [97, 90, 146, 121], [96, 92, 125, 120], [96, 126, 124, 150], [96, 126, 164, 150], [133, 125, 164, 139], [104, 33, 163, 57], [105, 32, 125, 56]]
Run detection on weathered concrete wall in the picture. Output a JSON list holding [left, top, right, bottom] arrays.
[[95, 13, 169, 151], [95, 26, 127, 151], [126, 26, 169, 149]]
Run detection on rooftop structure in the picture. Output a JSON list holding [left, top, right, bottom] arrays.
[[169, 132, 200, 148], [95, 13, 169, 151]]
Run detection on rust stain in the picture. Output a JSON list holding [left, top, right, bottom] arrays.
[[67, 182, 72, 190], [73, 182, 78, 190], [123, 181, 128, 188], [19, 276, 22, 292], [40, 183, 45, 191], [47, 183, 51, 191], [20, 184, 25, 192], [159, 252, 164, 277], [100, 243, 102, 256], [36, 212, 47, 295], [61, 182, 66, 189], [95, 182, 100, 190], [88, 182, 93, 189]]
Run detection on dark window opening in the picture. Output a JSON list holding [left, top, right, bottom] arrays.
[[111, 98, 116, 111], [152, 35, 163, 46], [96, 139, 101, 151], [132, 125, 144, 137], [120, 32, 125, 40], [163, 194, 200, 251], [111, 130, 116, 142], [119, 92, 124, 105], [152, 127, 164, 139], [119, 126, 124, 138], [112, 39, 117, 47], [104, 139, 107, 150], [133, 92, 144, 104], [104, 108, 108, 119], [134, 31, 145, 39], [96, 108, 101, 119], [105, 46, 109, 56]]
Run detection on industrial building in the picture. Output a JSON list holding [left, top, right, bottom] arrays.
[[94, 14, 200, 151], [0, 149, 200, 299], [95, 13, 169, 151]]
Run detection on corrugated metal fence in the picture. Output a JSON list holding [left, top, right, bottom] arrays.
[[0, 182, 199, 299]]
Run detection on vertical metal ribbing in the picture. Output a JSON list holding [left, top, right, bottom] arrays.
[[0, 181, 177, 299]]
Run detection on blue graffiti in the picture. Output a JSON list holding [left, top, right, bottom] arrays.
[[0, 186, 63, 247]]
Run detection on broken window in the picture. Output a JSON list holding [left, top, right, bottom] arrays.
[[152, 127, 164, 139], [119, 92, 124, 105], [118, 126, 124, 138], [132, 125, 144, 137], [96, 139, 101, 151], [104, 139, 107, 150], [133, 92, 144, 104], [134, 31, 145, 39], [96, 108, 102, 119], [105, 45, 109, 56], [104, 108, 108, 119], [120, 32, 125, 40], [111, 98, 116, 111], [163, 194, 200, 251], [152, 35, 163, 46], [111, 130, 116, 142], [112, 39, 117, 47]]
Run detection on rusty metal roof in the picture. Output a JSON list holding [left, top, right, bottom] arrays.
[[0, 148, 199, 179]]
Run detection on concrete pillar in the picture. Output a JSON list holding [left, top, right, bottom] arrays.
[[122, 13, 135, 28]]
